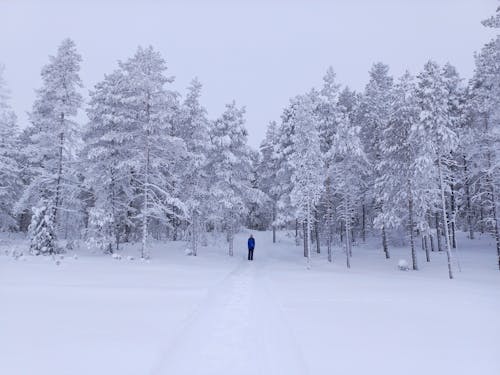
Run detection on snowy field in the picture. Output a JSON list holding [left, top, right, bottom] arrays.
[[1, 230, 499, 375]]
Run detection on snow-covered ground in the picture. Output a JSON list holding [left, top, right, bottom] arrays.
[[1, 230, 499, 375]]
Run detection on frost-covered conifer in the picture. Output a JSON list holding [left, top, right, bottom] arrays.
[[119, 46, 186, 258], [413, 60, 459, 279], [289, 92, 324, 266], [0, 64, 21, 230], [82, 69, 133, 253], [207, 101, 255, 256], [28, 202, 58, 255], [359, 63, 394, 259], [329, 108, 369, 268], [17, 39, 83, 237]]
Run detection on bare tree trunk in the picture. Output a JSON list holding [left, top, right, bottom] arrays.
[[464, 156, 474, 240], [192, 211, 198, 256], [435, 212, 443, 252], [53, 120, 65, 226], [362, 202, 366, 243], [382, 225, 389, 259], [272, 202, 276, 244], [429, 233, 435, 252], [228, 213, 234, 256], [314, 209, 320, 254], [345, 197, 351, 269], [450, 183, 457, 249], [306, 201, 311, 268], [437, 155, 454, 279], [295, 219, 300, 246], [408, 185, 418, 270], [424, 235, 430, 262], [303, 220, 307, 258]]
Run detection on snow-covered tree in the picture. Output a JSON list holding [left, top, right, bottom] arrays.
[[329, 108, 369, 268], [413, 60, 459, 279], [28, 201, 58, 255], [207, 101, 256, 256], [0, 64, 21, 230], [258, 121, 280, 242], [118, 46, 186, 259], [16, 38, 83, 246], [82, 69, 134, 253], [470, 26, 500, 269], [375, 72, 435, 270], [359, 62, 394, 259], [175, 78, 211, 255], [289, 92, 324, 266]]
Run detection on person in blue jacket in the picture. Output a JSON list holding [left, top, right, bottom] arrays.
[[247, 234, 255, 261]]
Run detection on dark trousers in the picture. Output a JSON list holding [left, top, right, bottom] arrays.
[[248, 248, 254, 260]]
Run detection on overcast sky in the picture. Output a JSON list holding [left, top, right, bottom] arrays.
[[0, 0, 497, 147]]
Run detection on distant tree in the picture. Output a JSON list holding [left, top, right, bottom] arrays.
[[289, 92, 324, 267], [359, 63, 394, 259], [0, 64, 21, 230], [207, 102, 256, 256]]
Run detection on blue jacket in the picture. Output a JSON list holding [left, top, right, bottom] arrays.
[[248, 237, 255, 250]]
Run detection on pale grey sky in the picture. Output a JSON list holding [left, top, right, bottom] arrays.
[[0, 0, 497, 147]]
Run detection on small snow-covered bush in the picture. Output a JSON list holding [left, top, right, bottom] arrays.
[[111, 253, 122, 260], [28, 203, 58, 255], [184, 248, 194, 256], [126, 255, 134, 261], [398, 259, 410, 271]]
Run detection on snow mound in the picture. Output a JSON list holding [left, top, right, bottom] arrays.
[[126, 256, 135, 261], [111, 253, 122, 260], [398, 259, 409, 271], [184, 248, 194, 256]]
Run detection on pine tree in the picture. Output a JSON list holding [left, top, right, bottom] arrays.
[[119, 46, 187, 259], [289, 92, 324, 267], [82, 69, 134, 253], [359, 63, 394, 259], [413, 60, 459, 279], [0, 64, 21, 230], [17, 39, 83, 239], [470, 25, 500, 269], [28, 202, 58, 255], [329, 108, 369, 268], [176, 78, 211, 255], [207, 101, 255, 256]]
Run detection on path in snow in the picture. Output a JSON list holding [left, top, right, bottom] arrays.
[[151, 232, 308, 375]]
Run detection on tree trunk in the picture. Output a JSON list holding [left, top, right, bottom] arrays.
[[450, 183, 457, 249], [362, 202, 366, 243], [272, 202, 277, 244], [435, 212, 443, 252], [345, 197, 351, 269], [295, 219, 300, 246], [464, 156, 474, 240], [228, 213, 234, 256], [53, 122, 65, 226], [408, 185, 418, 270], [306, 201, 311, 268], [437, 155, 453, 279], [192, 211, 198, 256], [382, 225, 389, 259], [424, 235, 430, 262], [315, 209, 320, 254], [303, 220, 307, 258]]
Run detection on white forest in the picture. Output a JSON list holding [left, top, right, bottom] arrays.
[[0, 4, 499, 375]]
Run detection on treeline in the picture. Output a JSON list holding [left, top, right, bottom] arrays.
[[256, 8, 500, 277]]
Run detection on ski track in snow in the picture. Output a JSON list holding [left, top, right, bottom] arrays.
[[151, 242, 308, 375]]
